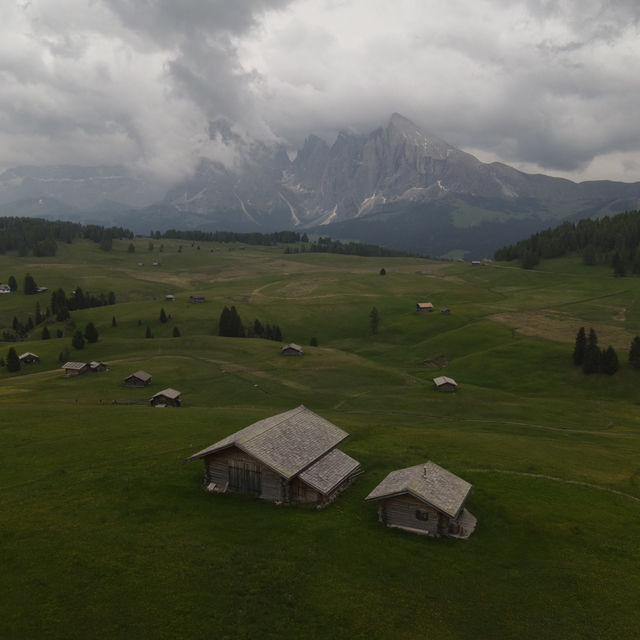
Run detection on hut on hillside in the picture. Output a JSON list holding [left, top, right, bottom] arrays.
[[433, 376, 457, 392], [440, 307, 451, 315], [189, 295, 205, 303], [89, 361, 108, 372], [62, 362, 90, 377], [150, 388, 181, 407], [0, 284, 11, 294], [165, 294, 175, 301], [184, 405, 361, 508], [416, 302, 434, 313], [281, 343, 304, 356], [19, 352, 40, 364], [365, 461, 476, 538], [125, 370, 152, 387]]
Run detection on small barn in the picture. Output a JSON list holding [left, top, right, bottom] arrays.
[[365, 461, 476, 538], [62, 362, 90, 377], [433, 376, 457, 392], [89, 361, 108, 372], [125, 370, 152, 387], [184, 405, 361, 507], [416, 302, 433, 313], [0, 284, 10, 294], [165, 294, 175, 301], [19, 352, 40, 364], [440, 307, 451, 315], [281, 343, 304, 356], [189, 295, 205, 303], [150, 388, 181, 407]]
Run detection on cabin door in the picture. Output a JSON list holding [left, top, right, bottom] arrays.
[[228, 460, 261, 496]]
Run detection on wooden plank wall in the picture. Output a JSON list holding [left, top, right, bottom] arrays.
[[381, 494, 445, 536]]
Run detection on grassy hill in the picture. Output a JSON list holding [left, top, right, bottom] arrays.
[[1, 238, 639, 639]]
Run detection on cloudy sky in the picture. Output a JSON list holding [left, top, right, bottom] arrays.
[[2, 0, 640, 184]]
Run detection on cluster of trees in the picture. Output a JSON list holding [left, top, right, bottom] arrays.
[[51, 287, 116, 322], [162, 229, 303, 245], [0, 217, 134, 256], [300, 237, 411, 258], [218, 306, 283, 341], [573, 327, 619, 375], [70, 322, 99, 350], [494, 210, 640, 274]]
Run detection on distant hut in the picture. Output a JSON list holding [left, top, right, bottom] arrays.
[[433, 376, 457, 392], [89, 361, 108, 372], [36, 286, 49, 294], [281, 343, 304, 356], [165, 294, 175, 301], [19, 352, 40, 364], [0, 284, 11, 294], [440, 307, 451, 315], [62, 362, 90, 377], [471, 260, 481, 266], [184, 405, 361, 507], [416, 302, 434, 313], [189, 295, 205, 303], [365, 461, 476, 538], [124, 370, 152, 387], [150, 388, 181, 407]]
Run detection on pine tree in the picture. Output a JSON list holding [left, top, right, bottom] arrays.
[[111, 316, 117, 327], [573, 327, 586, 366], [219, 306, 232, 336], [42, 326, 51, 340], [253, 319, 264, 337], [369, 307, 380, 334], [84, 322, 99, 343], [601, 345, 619, 375], [145, 326, 152, 338], [612, 251, 626, 277], [582, 328, 600, 374], [172, 326, 180, 337], [72, 330, 85, 350], [229, 306, 244, 337], [35, 302, 43, 325], [629, 336, 640, 369], [127, 242, 135, 253], [7, 347, 20, 372], [310, 336, 318, 347], [23, 273, 38, 295], [159, 308, 168, 323], [8, 275, 17, 292], [380, 267, 386, 275], [273, 325, 282, 342]]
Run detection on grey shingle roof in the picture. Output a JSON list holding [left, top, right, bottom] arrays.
[[127, 370, 152, 382], [433, 376, 457, 387], [281, 343, 303, 353], [151, 388, 181, 400], [298, 448, 361, 495], [365, 461, 472, 519], [185, 405, 350, 479], [61, 361, 88, 370]]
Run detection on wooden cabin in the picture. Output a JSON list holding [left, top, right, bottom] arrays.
[[281, 343, 304, 356], [124, 370, 152, 387], [0, 284, 11, 294], [89, 361, 108, 372], [365, 461, 476, 539], [433, 376, 457, 392], [62, 361, 90, 377], [189, 295, 205, 303], [440, 307, 451, 315], [165, 294, 175, 301], [416, 302, 434, 313], [19, 352, 40, 364], [184, 405, 361, 508], [150, 388, 181, 407]]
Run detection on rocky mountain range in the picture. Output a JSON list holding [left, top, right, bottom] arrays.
[[2, 113, 640, 257]]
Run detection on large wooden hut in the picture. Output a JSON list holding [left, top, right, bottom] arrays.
[[125, 370, 152, 387], [365, 461, 476, 538], [184, 405, 361, 508], [150, 388, 181, 407], [416, 302, 434, 313], [61, 361, 90, 377], [19, 352, 40, 364]]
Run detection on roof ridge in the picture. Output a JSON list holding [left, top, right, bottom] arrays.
[[239, 405, 307, 445]]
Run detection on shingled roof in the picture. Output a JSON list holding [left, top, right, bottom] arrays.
[[298, 449, 361, 495], [433, 376, 457, 387], [151, 388, 181, 400], [185, 405, 350, 480], [365, 461, 472, 519]]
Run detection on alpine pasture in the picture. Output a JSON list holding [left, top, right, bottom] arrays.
[[1, 237, 639, 639]]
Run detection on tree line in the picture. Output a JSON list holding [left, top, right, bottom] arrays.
[[218, 306, 283, 341], [494, 210, 640, 274], [161, 229, 304, 245]]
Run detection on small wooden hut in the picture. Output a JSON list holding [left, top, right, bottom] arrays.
[[433, 376, 457, 392], [89, 361, 108, 372], [125, 370, 152, 387], [281, 343, 304, 356], [365, 461, 476, 538], [416, 302, 434, 313], [62, 361, 90, 377], [19, 352, 40, 364], [189, 295, 205, 303], [184, 405, 361, 507], [150, 388, 181, 407]]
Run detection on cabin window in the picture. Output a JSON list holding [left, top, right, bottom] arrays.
[[415, 509, 429, 521]]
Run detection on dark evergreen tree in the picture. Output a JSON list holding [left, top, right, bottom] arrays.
[[42, 325, 50, 340], [380, 267, 386, 275], [99, 231, 113, 251], [601, 345, 619, 375], [629, 336, 640, 369], [112, 316, 117, 327], [145, 326, 152, 338], [370, 307, 380, 334], [521, 250, 540, 269], [84, 322, 99, 343], [127, 242, 135, 253], [108, 291, 116, 305], [582, 244, 597, 266], [573, 327, 586, 366], [26, 316, 34, 331], [59, 347, 69, 362], [8, 275, 17, 292], [310, 336, 318, 346], [273, 325, 282, 342], [229, 306, 244, 337], [56, 329, 63, 338], [219, 306, 232, 336], [23, 273, 38, 294], [71, 330, 85, 350], [7, 347, 20, 372], [253, 318, 264, 337], [159, 307, 168, 323], [582, 328, 600, 374], [612, 251, 626, 277], [172, 326, 180, 337], [35, 302, 43, 325]]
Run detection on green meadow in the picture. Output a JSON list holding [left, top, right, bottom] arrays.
[[1, 238, 639, 639]]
